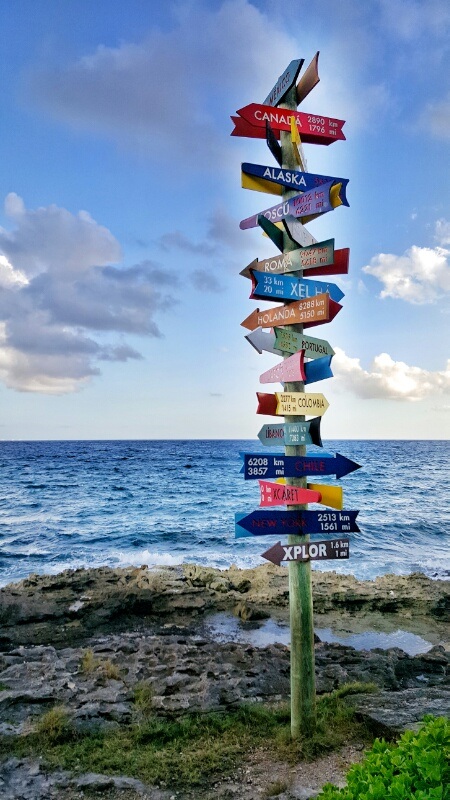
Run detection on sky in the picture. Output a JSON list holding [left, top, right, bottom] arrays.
[[0, 0, 449, 440]]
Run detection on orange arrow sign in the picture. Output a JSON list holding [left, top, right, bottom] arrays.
[[240, 293, 330, 330]]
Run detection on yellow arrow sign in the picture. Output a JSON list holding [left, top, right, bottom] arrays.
[[275, 392, 329, 416], [275, 480, 343, 510], [241, 172, 283, 195]]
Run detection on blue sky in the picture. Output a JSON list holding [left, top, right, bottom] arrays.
[[0, 0, 449, 440]]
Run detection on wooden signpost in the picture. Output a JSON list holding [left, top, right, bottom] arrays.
[[241, 163, 349, 196], [261, 538, 349, 566], [241, 293, 343, 330], [258, 418, 323, 447], [232, 54, 361, 740], [231, 105, 346, 145], [240, 452, 361, 480], [256, 391, 329, 417], [235, 509, 359, 537], [240, 181, 347, 229], [250, 270, 345, 303]]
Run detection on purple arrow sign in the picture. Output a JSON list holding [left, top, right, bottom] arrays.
[[235, 510, 359, 537], [240, 181, 348, 230], [261, 538, 350, 566], [241, 453, 361, 480]]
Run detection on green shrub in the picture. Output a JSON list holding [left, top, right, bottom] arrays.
[[318, 716, 449, 799]]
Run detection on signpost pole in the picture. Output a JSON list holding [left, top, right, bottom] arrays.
[[280, 85, 316, 737]]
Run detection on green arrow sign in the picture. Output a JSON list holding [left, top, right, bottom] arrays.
[[274, 328, 335, 359]]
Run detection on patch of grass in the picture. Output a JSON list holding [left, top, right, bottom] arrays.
[[133, 681, 154, 719], [34, 706, 74, 743], [0, 686, 376, 791], [0, 682, 9, 691], [79, 650, 122, 681], [264, 778, 290, 797], [79, 649, 101, 674]]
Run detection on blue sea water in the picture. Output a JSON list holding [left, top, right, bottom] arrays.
[[0, 439, 448, 587]]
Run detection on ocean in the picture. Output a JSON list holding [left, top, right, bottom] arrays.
[[0, 439, 448, 588]]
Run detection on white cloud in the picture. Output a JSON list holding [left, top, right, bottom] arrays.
[[362, 241, 450, 303], [27, 0, 295, 167], [333, 347, 450, 401], [435, 218, 450, 246], [0, 194, 176, 394]]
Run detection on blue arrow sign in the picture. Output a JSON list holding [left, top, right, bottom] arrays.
[[242, 163, 349, 196], [251, 270, 344, 304], [304, 355, 333, 385], [235, 510, 360, 538], [258, 417, 323, 447], [240, 453, 361, 480]]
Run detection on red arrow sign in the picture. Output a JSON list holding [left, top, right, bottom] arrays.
[[303, 248, 349, 277], [259, 480, 322, 507], [256, 392, 278, 415], [232, 105, 345, 145]]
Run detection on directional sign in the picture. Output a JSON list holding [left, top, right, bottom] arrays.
[[240, 241, 335, 279], [261, 538, 350, 566], [266, 120, 283, 166], [260, 351, 306, 384], [264, 58, 304, 106], [296, 51, 320, 105], [303, 247, 349, 277], [274, 329, 334, 358], [235, 510, 359, 537], [245, 327, 283, 356], [307, 483, 343, 510], [251, 271, 344, 304], [258, 417, 322, 447], [240, 182, 347, 230], [276, 391, 329, 416], [257, 214, 284, 251], [282, 216, 319, 248], [259, 354, 332, 386], [241, 452, 362, 480], [241, 163, 349, 197], [241, 293, 333, 331], [259, 480, 322, 506], [233, 105, 346, 145], [256, 392, 278, 415], [304, 355, 333, 384]]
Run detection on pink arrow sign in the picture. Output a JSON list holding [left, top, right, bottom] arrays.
[[259, 480, 322, 507], [259, 351, 306, 384]]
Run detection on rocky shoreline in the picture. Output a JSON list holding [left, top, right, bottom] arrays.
[[1, 562, 449, 649], [0, 564, 449, 799]]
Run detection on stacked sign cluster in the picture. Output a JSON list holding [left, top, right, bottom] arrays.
[[232, 54, 362, 567]]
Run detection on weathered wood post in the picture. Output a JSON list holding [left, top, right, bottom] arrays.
[[279, 86, 316, 737], [232, 54, 360, 744]]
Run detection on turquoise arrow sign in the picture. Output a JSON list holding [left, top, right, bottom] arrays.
[[274, 328, 334, 358], [251, 270, 344, 303], [258, 417, 323, 447]]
